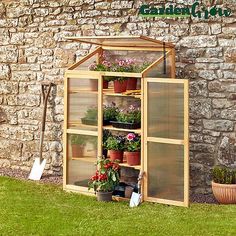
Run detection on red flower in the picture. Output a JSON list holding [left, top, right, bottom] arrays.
[[91, 175, 98, 181]]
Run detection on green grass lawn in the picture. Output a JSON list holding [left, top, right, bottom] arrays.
[[0, 176, 235, 236]]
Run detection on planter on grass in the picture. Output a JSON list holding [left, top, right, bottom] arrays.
[[96, 191, 113, 202], [110, 121, 141, 129], [212, 181, 236, 204], [126, 151, 140, 166], [113, 80, 128, 93], [127, 78, 137, 90], [109, 150, 123, 163]]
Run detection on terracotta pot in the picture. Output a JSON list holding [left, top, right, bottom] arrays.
[[127, 78, 137, 90], [71, 144, 84, 157], [90, 79, 98, 91], [212, 181, 236, 204], [96, 191, 112, 202], [126, 152, 140, 166], [103, 80, 109, 89], [109, 150, 123, 163], [113, 80, 127, 93]]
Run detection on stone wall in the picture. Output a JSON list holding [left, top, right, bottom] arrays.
[[0, 0, 235, 194]]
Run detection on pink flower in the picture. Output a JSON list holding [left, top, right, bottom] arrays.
[[127, 133, 135, 141]]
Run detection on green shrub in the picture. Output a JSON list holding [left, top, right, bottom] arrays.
[[212, 166, 236, 184], [71, 134, 86, 145], [105, 135, 125, 151]]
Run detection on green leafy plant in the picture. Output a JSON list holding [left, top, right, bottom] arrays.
[[212, 166, 236, 184], [71, 134, 86, 146], [103, 130, 112, 150], [83, 107, 97, 120], [105, 135, 125, 151], [88, 158, 120, 192], [116, 105, 141, 124], [103, 102, 119, 121], [125, 133, 141, 152], [133, 62, 152, 73]]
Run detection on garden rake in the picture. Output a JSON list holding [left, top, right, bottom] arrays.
[[29, 82, 54, 181]]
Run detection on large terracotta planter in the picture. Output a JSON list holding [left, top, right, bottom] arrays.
[[96, 191, 112, 202], [113, 80, 128, 93], [109, 150, 123, 163], [127, 78, 137, 90], [126, 151, 140, 166], [71, 144, 84, 157], [212, 181, 236, 204]]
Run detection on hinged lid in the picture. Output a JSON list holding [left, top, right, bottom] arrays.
[[66, 35, 174, 48]]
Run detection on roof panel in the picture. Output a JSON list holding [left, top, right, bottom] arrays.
[[66, 36, 174, 48]]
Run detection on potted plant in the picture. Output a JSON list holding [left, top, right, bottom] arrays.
[[111, 105, 141, 129], [103, 102, 119, 125], [125, 133, 141, 166], [81, 107, 97, 126], [105, 135, 125, 163], [212, 165, 236, 204], [88, 158, 120, 202], [88, 54, 112, 89], [112, 59, 135, 93], [70, 134, 86, 157]]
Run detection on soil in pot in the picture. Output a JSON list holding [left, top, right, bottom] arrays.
[[90, 79, 98, 91], [96, 191, 113, 202], [127, 78, 137, 90], [103, 80, 109, 89], [212, 181, 236, 204], [71, 144, 84, 157], [126, 152, 140, 166], [109, 150, 123, 163], [113, 80, 128, 93]]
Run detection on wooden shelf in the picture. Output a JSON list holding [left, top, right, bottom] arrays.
[[119, 162, 141, 170], [71, 157, 97, 163], [103, 125, 141, 134], [103, 88, 141, 99], [69, 88, 98, 94]]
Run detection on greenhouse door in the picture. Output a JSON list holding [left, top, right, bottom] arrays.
[[144, 78, 189, 207]]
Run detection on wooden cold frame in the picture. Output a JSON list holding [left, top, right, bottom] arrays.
[[63, 36, 189, 206]]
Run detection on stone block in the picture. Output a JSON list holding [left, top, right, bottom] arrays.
[[178, 36, 217, 48], [203, 119, 234, 131], [0, 64, 10, 80], [190, 98, 212, 119]]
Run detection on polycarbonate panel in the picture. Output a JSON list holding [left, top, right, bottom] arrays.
[[76, 53, 98, 70], [145, 54, 171, 78], [68, 78, 98, 131], [147, 142, 184, 201], [66, 36, 168, 47], [67, 134, 97, 186], [147, 82, 184, 139]]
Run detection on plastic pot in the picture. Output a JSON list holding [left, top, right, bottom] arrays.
[[96, 191, 113, 202], [71, 144, 84, 157], [126, 151, 140, 166], [113, 80, 128, 93], [127, 78, 137, 90], [109, 150, 123, 163]]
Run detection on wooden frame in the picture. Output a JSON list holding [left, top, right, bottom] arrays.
[[143, 78, 189, 207], [63, 36, 189, 207]]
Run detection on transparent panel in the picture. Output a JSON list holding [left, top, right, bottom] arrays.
[[68, 78, 98, 131], [67, 36, 166, 47], [76, 53, 98, 71], [147, 82, 184, 139], [147, 142, 184, 201], [67, 134, 97, 186], [144, 54, 171, 78]]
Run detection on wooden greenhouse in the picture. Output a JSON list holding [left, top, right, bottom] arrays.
[[63, 36, 189, 207]]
